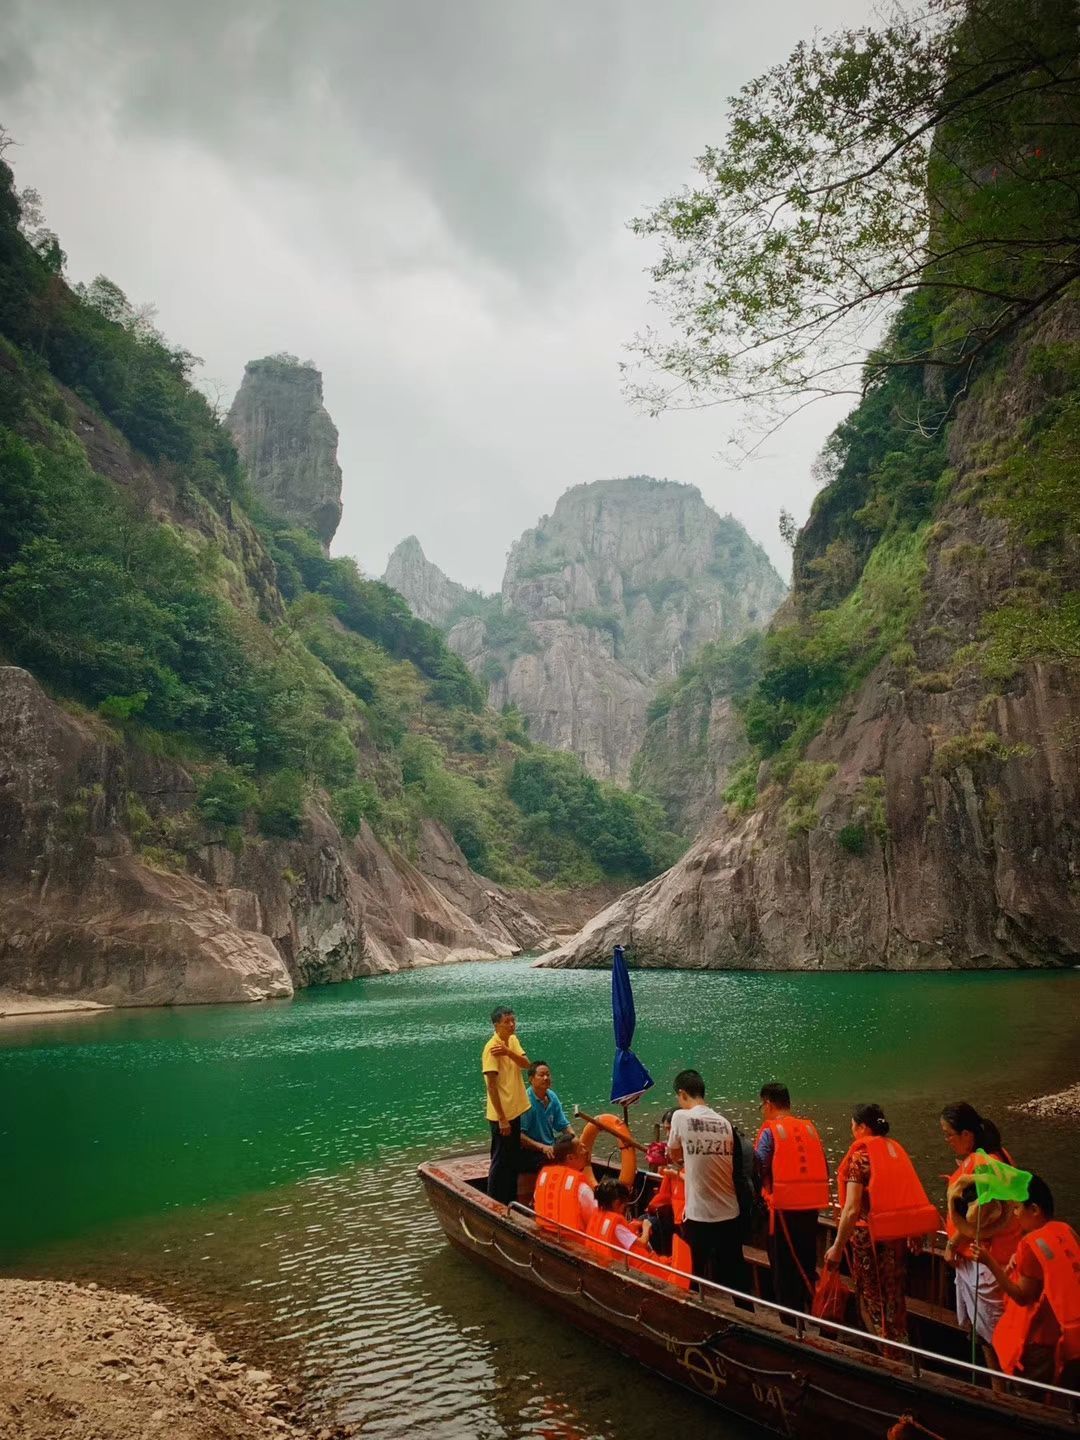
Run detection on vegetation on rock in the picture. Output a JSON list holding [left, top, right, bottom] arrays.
[[0, 147, 679, 891]]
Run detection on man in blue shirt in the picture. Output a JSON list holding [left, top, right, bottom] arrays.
[[519, 1060, 574, 1196]]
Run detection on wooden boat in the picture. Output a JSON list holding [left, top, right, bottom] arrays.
[[418, 1153, 1080, 1438]]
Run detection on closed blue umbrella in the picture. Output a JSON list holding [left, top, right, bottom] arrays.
[[610, 944, 653, 1105]]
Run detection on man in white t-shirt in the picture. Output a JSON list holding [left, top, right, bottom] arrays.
[[666, 1068, 749, 1292]]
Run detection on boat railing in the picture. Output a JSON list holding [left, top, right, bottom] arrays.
[[506, 1202, 1080, 1414]]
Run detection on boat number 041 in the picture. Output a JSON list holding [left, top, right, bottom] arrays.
[[675, 1344, 788, 1417]]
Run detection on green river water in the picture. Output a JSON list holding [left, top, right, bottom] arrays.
[[2, 959, 1078, 1438]]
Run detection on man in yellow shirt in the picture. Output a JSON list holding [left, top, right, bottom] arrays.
[[482, 1005, 531, 1205]]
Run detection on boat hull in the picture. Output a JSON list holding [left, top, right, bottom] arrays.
[[419, 1155, 1079, 1439]]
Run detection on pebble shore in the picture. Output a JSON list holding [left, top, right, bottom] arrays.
[[0, 1279, 357, 1440]]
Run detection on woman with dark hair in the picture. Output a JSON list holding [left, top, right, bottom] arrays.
[[824, 1103, 940, 1343], [940, 1100, 1020, 1355]]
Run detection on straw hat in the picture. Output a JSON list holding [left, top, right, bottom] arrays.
[[946, 1173, 1013, 1241]]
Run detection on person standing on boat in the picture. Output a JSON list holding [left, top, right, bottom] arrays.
[[825, 1103, 940, 1344], [755, 1082, 830, 1312], [482, 1006, 531, 1206], [974, 1175, 1080, 1387], [666, 1069, 749, 1292], [940, 1100, 1020, 1358]]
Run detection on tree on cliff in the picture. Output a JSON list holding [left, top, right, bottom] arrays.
[[627, 0, 1080, 439]]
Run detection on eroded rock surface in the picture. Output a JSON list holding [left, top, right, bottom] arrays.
[[227, 356, 343, 550], [383, 536, 472, 626], [388, 479, 785, 785], [541, 313, 1080, 972], [0, 668, 551, 1006]]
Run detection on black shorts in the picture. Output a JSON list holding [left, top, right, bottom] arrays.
[[518, 1149, 544, 1175]]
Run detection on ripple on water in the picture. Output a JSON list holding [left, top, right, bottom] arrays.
[[2, 960, 1078, 1437]]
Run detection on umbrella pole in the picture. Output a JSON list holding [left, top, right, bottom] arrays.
[[971, 1205, 982, 1371]]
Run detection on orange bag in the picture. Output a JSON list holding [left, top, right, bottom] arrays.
[[811, 1263, 847, 1323]]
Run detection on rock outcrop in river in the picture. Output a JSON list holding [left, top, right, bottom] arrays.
[[541, 301, 1080, 972], [226, 356, 343, 551], [385, 479, 786, 784]]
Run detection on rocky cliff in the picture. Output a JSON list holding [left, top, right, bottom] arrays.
[[383, 535, 472, 626], [541, 301, 1080, 972], [226, 356, 343, 550], [0, 666, 550, 1007], [386, 479, 785, 786]]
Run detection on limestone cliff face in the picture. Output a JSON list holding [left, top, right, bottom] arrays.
[[0, 668, 551, 1007], [503, 478, 785, 682], [541, 309, 1080, 973], [226, 356, 343, 549], [392, 478, 785, 785], [383, 536, 471, 626]]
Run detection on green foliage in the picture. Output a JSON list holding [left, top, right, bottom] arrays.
[[569, 608, 623, 645], [783, 762, 837, 837], [98, 690, 148, 722], [983, 595, 1080, 679], [259, 518, 484, 712], [743, 530, 927, 763], [0, 161, 240, 499], [0, 154, 682, 896], [722, 757, 759, 814], [509, 750, 683, 882], [257, 770, 306, 838], [837, 823, 866, 856], [628, 3, 1080, 431], [931, 728, 1029, 777], [197, 768, 258, 828], [330, 780, 381, 840]]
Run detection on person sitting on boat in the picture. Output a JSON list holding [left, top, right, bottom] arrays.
[[974, 1175, 1080, 1387], [824, 1103, 940, 1345], [667, 1069, 749, 1292], [520, 1060, 574, 1165], [755, 1082, 830, 1314], [534, 1137, 597, 1236], [940, 1100, 1021, 1360], [585, 1178, 655, 1267], [482, 1006, 531, 1207]]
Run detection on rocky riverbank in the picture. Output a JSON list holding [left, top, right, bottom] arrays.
[[0, 1279, 355, 1440]]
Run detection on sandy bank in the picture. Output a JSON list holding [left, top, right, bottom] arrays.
[[0, 1279, 354, 1440], [0, 989, 110, 1019]]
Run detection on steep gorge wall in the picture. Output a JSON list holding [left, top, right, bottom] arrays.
[[386, 479, 786, 785], [0, 666, 550, 1007], [542, 305, 1080, 971]]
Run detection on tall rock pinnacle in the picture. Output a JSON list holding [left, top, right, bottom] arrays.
[[227, 355, 343, 550]]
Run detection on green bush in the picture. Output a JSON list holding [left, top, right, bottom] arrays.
[[837, 822, 867, 855], [197, 769, 258, 828], [257, 770, 306, 838], [331, 781, 381, 839]]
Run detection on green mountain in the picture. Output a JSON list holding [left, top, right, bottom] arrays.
[[0, 149, 681, 1005]]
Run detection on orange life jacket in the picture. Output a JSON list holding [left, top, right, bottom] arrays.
[[648, 1169, 687, 1225], [756, 1116, 831, 1214], [534, 1164, 589, 1236], [945, 1150, 1021, 1264], [584, 1209, 673, 1284], [993, 1222, 1080, 1381], [838, 1137, 940, 1243]]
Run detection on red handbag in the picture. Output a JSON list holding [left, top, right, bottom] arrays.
[[811, 1262, 848, 1323]]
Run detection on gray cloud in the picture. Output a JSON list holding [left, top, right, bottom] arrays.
[[2, 0, 873, 590]]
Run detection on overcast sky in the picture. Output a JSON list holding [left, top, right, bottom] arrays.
[[3, 0, 877, 591]]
